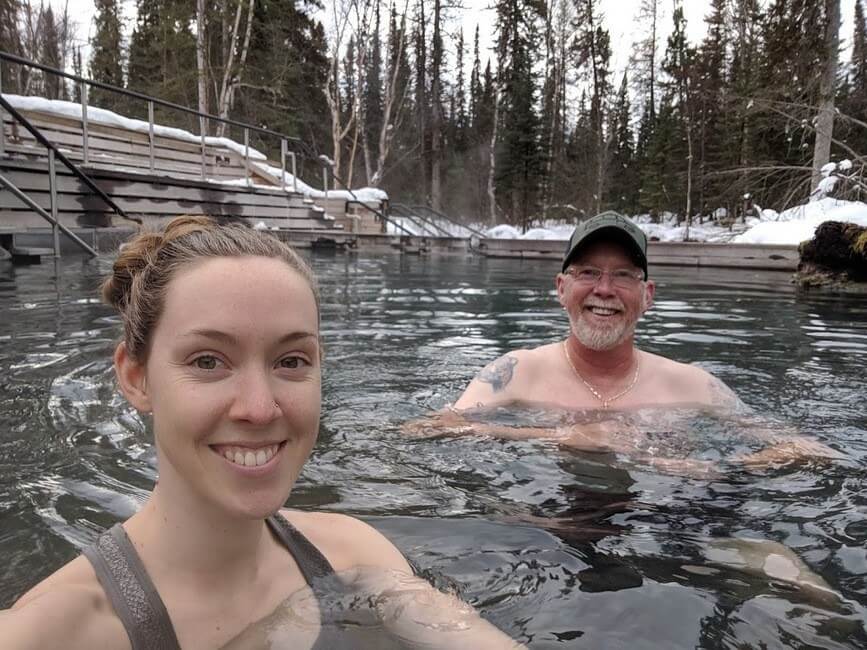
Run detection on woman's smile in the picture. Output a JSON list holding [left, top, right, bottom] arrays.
[[210, 440, 288, 471]]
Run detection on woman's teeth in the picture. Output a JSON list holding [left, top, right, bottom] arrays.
[[221, 444, 279, 467]]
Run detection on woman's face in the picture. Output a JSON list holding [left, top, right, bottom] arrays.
[[119, 255, 321, 519]]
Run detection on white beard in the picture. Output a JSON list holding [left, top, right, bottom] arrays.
[[571, 314, 635, 350]]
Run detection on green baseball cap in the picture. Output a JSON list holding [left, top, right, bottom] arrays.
[[562, 211, 648, 278]]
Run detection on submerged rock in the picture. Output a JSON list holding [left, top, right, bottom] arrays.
[[796, 220, 867, 290]]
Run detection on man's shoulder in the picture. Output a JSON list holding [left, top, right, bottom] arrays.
[[487, 342, 561, 368], [642, 351, 742, 409], [471, 344, 555, 386], [645, 352, 712, 379]]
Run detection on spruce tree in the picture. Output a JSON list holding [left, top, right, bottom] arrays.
[[694, 0, 730, 216], [841, 0, 867, 159], [493, 0, 546, 228], [571, 0, 612, 216], [454, 28, 467, 154], [605, 74, 637, 214], [236, 0, 330, 160], [362, 2, 383, 181], [0, 0, 22, 92], [89, 0, 125, 112], [127, 0, 197, 125], [39, 7, 65, 100]]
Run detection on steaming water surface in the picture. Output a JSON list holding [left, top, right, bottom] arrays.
[[1, 252, 866, 648]]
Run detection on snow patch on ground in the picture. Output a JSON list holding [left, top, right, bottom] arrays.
[[388, 197, 867, 246], [4, 94, 268, 160], [732, 198, 867, 245]]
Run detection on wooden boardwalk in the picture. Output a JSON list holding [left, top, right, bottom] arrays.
[[476, 237, 799, 271]]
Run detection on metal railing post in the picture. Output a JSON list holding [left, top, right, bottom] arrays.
[[290, 152, 297, 193], [199, 115, 206, 180], [147, 101, 155, 172], [49, 149, 60, 257], [243, 128, 250, 185], [322, 166, 328, 196], [80, 82, 89, 165], [280, 138, 286, 189], [0, 64, 5, 156]]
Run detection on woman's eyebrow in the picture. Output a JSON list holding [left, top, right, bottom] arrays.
[[180, 330, 318, 346]]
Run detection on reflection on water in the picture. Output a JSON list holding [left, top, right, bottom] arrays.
[[1, 254, 867, 648]]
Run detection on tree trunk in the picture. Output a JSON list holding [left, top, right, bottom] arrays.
[[487, 88, 500, 225], [371, 4, 410, 187], [196, 0, 207, 119], [811, 0, 841, 192], [429, 0, 443, 211]]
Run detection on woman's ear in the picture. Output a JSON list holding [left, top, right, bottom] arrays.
[[114, 342, 151, 413]]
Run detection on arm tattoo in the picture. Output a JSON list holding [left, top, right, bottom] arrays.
[[477, 356, 518, 393]]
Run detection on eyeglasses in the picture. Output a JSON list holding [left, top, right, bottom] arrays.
[[565, 265, 644, 288]]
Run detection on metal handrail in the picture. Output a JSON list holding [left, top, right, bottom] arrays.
[[398, 211, 442, 237], [319, 163, 414, 237], [409, 204, 487, 238], [0, 51, 301, 146], [0, 94, 139, 225], [345, 199, 415, 237], [390, 203, 453, 237], [0, 168, 97, 257], [0, 51, 307, 188]]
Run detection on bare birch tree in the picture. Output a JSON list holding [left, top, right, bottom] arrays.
[[811, 0, 841, 192], [324, 0, 371, 187], [370, 0, 412, 187], [214, 0, 255, 137]]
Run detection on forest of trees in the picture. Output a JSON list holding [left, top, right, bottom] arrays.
[[0, 0, 865, 229]]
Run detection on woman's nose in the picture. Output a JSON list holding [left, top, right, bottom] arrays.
[[228, 370, 280, 425]]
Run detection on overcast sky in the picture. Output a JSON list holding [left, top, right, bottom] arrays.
[[54, 0, 857, 81]]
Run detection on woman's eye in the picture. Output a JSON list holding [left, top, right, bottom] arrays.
[[279, 356, 307, 369], [193, 355, 220, 370]]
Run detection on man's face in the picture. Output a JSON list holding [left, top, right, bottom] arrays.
[[556, 241, 655, 351]]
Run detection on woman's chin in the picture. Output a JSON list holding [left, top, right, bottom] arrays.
[[222, 491, 293, 521]]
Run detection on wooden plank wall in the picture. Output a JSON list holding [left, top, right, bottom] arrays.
[[0, 159, 336, 231]]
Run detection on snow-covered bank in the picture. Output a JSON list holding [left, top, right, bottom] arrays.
[[388, 198, 867, 246], [731, 198, 867, 245]]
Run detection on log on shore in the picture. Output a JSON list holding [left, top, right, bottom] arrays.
[[796, 220, 867, 289]]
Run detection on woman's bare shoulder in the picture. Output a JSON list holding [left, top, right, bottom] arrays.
[[3, 556, 128, 650], [279, 509, 412, 575]]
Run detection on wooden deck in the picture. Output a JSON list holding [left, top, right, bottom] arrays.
[[476, 237, 800, 271], [0, 101, 384, 233]]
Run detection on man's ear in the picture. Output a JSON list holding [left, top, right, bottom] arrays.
[[643, 280, 656, 312], [114, 342, 151, 413], [555, 273, 567, 307]]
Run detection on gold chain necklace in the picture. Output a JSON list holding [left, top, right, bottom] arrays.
[[562, 341, 641, 409]]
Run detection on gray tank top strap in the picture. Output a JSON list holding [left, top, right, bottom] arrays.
[[266, 513, 335, 584], [82, 523, 182, 650]]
